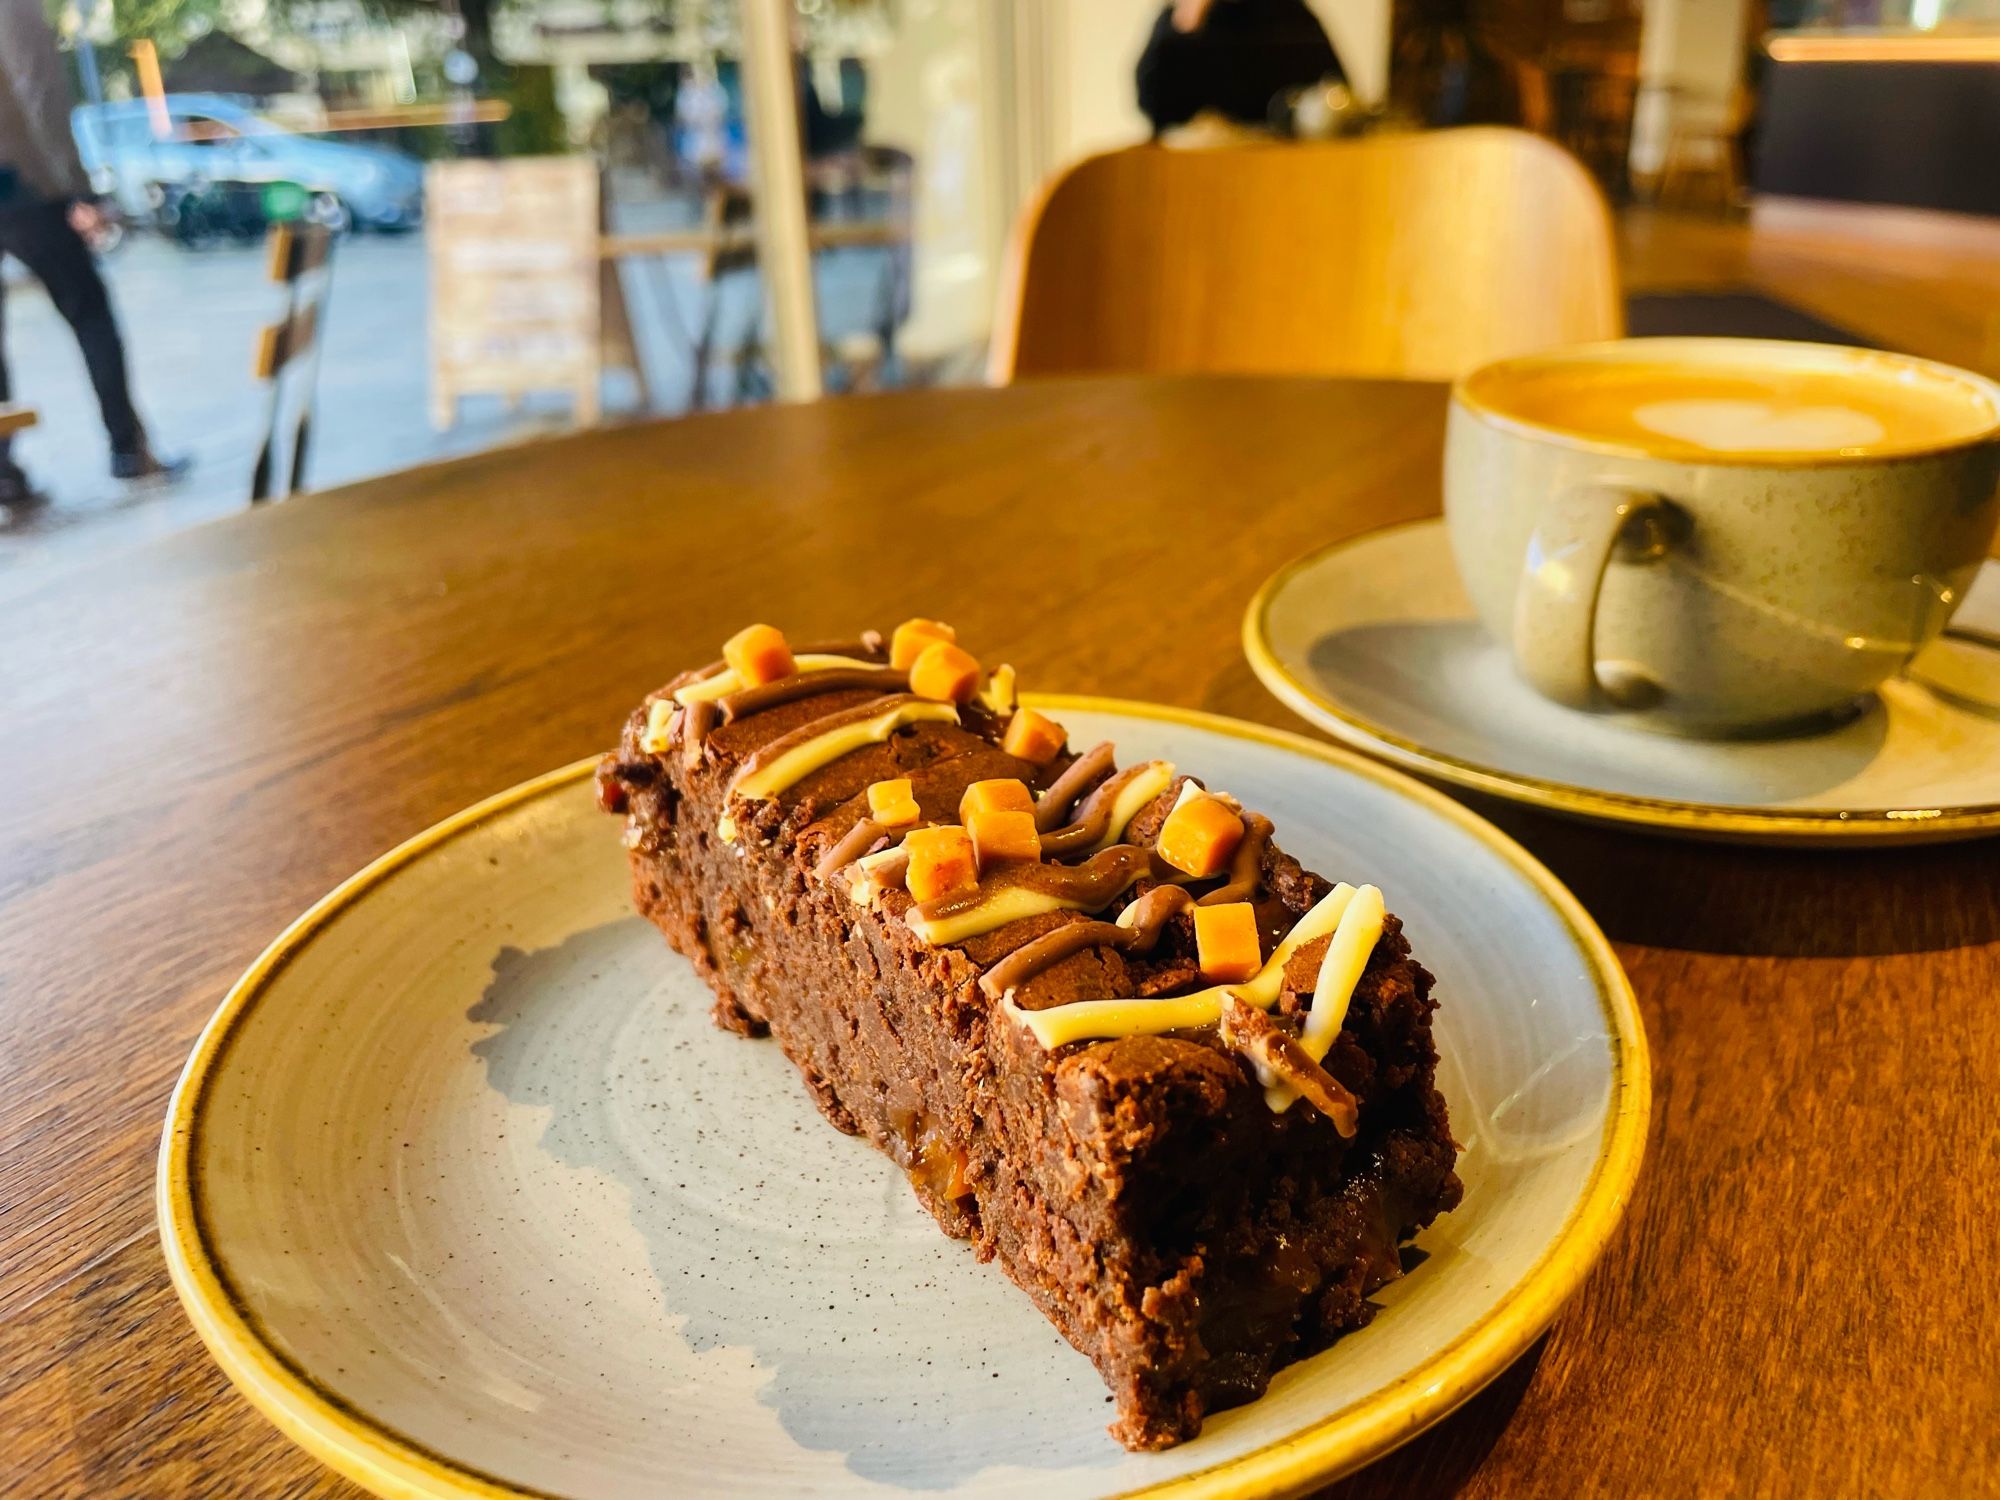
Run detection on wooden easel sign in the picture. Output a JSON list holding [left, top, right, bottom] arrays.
[[427, 157, 601, 429]]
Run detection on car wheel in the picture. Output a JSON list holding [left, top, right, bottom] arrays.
[[305, 192, 353, 235]]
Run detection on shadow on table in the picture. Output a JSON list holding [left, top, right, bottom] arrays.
[[1455, 795, 2000, 957], [1201, 655, 2000, 959], [1319, 1335, 1547, 1499]]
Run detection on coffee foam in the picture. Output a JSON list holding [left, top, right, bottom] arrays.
[[1632, 398, 1886, 454], [1465, 353, 1998, 461]]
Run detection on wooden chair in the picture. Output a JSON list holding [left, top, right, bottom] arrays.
[[991, 127, 1623, 384], [0, 406, 37, 439], [251, 221, 335, 503]]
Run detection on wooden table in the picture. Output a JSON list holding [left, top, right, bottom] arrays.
[[4, 378, 1994, 1496]]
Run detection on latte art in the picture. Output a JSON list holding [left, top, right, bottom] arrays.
[[1631, 398, 1887, 454], [1462, 348, 1999, 462]]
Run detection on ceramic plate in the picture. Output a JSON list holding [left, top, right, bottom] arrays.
[[1246, 519, 2000, 845], [160, 697, 1648, 1499]]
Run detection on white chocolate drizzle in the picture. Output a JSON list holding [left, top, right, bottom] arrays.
[[846, 845, 910, 907], [980, 663, 1017, 716], [719, 698, 959, 840], [1087, 760, 1177, 854], [639, 699, 678, 754], [907, 873, 1141, 946], [1265, 884, 1384, 1112], [675, 653, 884, 707], [1004, 882, 1358, 1051]]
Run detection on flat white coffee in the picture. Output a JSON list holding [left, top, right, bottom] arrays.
[[1632, 397, 1885, 454], [1463, 353, 1999, 462]]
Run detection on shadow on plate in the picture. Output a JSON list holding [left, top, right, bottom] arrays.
[[1302, 621, 1891, 806], [468, 920, 1118, 1490]]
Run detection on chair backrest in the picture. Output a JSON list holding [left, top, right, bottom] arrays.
[[991, 127, 1623, 384], [250, 221, 335, 502]]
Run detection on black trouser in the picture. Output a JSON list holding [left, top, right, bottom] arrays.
[[0, 200, 144, 460]]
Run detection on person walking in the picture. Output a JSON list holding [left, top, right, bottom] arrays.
[[0, 0, 187, 507]]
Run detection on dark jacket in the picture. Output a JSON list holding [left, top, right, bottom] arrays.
[[0, 0, 91, 207], [1136, 0, 1345, 135]]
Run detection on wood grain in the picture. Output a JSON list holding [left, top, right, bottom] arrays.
[[3, 377, 1996, 1497], [1622, 200, 2000, 380], [990, 130, 1623, 384]]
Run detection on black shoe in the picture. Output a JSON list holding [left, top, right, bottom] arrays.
[[112, 449, 193, 485], [0, 461, 46, 509]]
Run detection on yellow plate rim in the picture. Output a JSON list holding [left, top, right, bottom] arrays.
[[158, 694, 1651, 1499], [1243, 519, 2000, 845]]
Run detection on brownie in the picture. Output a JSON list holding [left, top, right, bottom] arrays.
[[597, 630, 1461, 1450]]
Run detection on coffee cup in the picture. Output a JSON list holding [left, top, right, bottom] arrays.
[[1444, 337, 2000, 736]]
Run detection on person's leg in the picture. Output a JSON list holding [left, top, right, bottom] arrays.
[[4, 202, 147, 458], [0, 253, 34, 503]]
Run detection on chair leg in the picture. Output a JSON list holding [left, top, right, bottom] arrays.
[[289, 410, 312, 496], [250, 436, 275, 503]]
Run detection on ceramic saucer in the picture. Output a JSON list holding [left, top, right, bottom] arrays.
[[159, 698, 1646, 1499], [1245, 518, 2000, 845]]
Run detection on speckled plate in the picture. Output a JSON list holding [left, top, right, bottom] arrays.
[[1245, 519, 2000, 845], [160, 698, 1648, 1499]]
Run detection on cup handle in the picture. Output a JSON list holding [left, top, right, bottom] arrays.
[[1512, 485, 1676, 710]]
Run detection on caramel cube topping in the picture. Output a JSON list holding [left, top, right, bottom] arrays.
[[890, 617, 957, 671], [905, 825, 978, 904], [1156, 791, 1245, 879], [968, 807, 1040, 873], [959, 777, 1034, 824], [909, 641, 983, 703], [1002, 707, 1066, 766], [866, 777, 920, 828], [722, 623, 795, 687], [1193, 902, 1262, 984]]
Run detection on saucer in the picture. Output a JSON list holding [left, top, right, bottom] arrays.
[[1244, 518, 2000, 845]]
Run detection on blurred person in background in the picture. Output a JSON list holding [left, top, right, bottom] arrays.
[[0, 0, 187, 507], [1137, 0, 1345, 137]]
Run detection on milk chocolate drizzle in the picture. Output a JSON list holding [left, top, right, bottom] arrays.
[[680, 700, 717, 768], [967, 819, 1271, 991], [1219, 996, 1359, 1135], [1197, 813, 1272, 907], [1038, 762, 1161, 859], [978, 886, 1196, 1000], [814, 814, 887, 878], [913, 843, 1158, 927], [1033, 742, 1116, 832], [813, 812, 929, 880], [720, 666, 909, 722]]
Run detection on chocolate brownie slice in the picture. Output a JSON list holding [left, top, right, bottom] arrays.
[[597, 623, 1460, 1450]]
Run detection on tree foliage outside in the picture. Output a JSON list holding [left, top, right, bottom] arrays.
[[52, 0, 231, 60]]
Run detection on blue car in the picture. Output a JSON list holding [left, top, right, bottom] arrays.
[[73, 94, 424, 232]]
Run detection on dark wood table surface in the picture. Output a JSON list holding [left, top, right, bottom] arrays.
[[4, 377, 1996, 1497]]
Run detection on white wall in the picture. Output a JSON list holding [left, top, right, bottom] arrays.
[[859, 0, 1396, 357], [861, 0, 1003, 357], [1630, 0, 1753, 175]]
